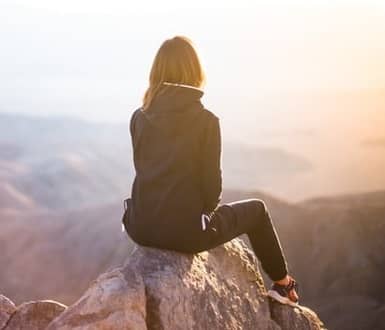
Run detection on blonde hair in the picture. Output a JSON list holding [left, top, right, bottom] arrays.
[[142, 36, 206, 111]]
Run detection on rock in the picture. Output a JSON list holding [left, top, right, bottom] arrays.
[[0, 295, 16, 328], [269, 300, 325, 330], [4, 299, 66, 330], [47, 238, 325, 330], [46, 268, 147, 330]]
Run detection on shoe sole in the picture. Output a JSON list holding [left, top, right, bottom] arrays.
[[267, 290, 299, 307]]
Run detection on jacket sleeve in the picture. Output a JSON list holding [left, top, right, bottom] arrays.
[[129, 108, 141, 152], [200, 116, 223, 214], [129, 111, 135, 143]]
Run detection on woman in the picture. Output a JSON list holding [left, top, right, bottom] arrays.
[[123, 35, 299, 306]]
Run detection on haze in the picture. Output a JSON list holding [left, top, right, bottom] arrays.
[[1, 0, 385, 200], [1, 1, 385, 120]]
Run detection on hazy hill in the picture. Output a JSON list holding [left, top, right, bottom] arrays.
[[270, 190, 385, 330], [0, 204, 131, 305]]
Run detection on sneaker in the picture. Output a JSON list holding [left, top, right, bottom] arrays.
[[267, 276, 299, 307]]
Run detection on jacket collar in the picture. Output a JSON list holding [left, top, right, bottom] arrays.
[[145, 81, 204, 114]]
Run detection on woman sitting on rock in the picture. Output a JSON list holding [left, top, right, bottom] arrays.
[[123, 35, 299, 306]]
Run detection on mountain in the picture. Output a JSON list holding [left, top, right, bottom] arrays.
[[0, 204, 132, 305], [0, 112, 314, 209], [289, 190, 385, 330]]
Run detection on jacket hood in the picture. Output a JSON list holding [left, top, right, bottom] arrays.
[[146, 82, 204, 113], [141, 82, 205, 136]]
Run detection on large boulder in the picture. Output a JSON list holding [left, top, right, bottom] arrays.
[[1, 298, 66, 330], [0, 295, 16, 328], [46, 267, 147, 330], [46, 238, 325, 330]]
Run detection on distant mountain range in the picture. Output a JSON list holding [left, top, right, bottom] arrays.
[[0, 112, 314, 210], [237, 189, 385, 330]]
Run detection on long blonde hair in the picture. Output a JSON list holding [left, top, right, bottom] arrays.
[[142, 36, 206, 111]]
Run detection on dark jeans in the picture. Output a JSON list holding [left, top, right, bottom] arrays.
[[194, 198, 289, 282], [124, 198, 289, 282]]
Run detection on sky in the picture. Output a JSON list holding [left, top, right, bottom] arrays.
[[1, 0, 385, 123]]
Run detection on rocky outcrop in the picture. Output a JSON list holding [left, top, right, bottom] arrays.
[[0, 295, 16, 329], [269, 301, 324, 330], [46, 267, 147, 330], [2, 238, 325, 329], [0, 297, 65, 330]]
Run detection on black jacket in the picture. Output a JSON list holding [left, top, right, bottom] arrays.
[[125, 82, 222, 249]]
